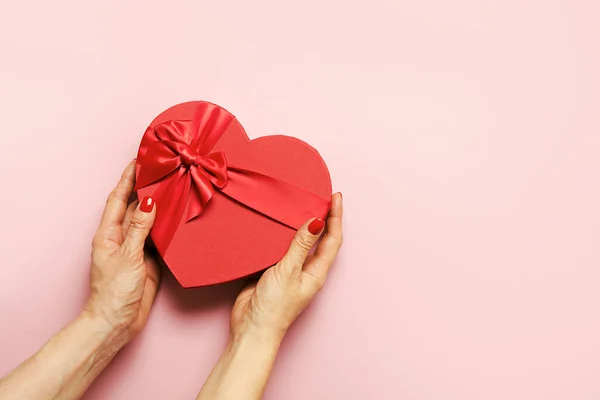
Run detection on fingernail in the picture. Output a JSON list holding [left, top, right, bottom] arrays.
[[140, 196, 154, 213], [339, 192, 343, 199], [308, 218, 325, 235]]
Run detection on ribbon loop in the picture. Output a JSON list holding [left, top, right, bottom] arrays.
[[200, 152, 228, 188]]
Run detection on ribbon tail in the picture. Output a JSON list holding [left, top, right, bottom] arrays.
[[150, 168, 192, 256], [219, 166, 331, 230]]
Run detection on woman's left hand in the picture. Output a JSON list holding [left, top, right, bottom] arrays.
[[0, 160, 162, 400], [85, 160, 160, 342]]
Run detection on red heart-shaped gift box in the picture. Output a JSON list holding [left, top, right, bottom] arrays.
[[135, 101, 332, 287]]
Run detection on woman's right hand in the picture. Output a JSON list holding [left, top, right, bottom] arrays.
[[197, 193, 343, 400], [230, 192, 344, 342]]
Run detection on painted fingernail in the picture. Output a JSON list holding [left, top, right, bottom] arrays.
[[308, 218, 325, 235], [140, 196, 154, 213]]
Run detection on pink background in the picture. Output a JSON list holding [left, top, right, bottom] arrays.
[[1, 0, 599, 399]]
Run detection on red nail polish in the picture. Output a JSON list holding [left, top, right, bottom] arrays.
[[308, 218, 325, 235], [140, 196, 154, 213]]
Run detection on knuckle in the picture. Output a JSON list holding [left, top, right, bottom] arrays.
[[314, 278, 325, 291], [294, 234, 314, 253], [90, 247, 98, 261], [90, 242, 108, 265], [330, 232, 343, 249], [107, 189, 127, 204], [306, 274, 326, 292], [91, 252, 104, 267], [128, 215, 147, 231], [91, 235, 101, 249]]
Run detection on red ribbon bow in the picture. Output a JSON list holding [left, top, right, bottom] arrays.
[[135, 103, 331, 255]]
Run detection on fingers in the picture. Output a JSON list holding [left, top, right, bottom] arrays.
[[277, 216, 326, 277], [122, 196, 156, 256], [100, 160, 137, 229], [303, 193, 344, 288]]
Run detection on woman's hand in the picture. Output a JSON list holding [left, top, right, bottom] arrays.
[[197, 193, 343, 400], [230, 192, 343, 342], [0, 161, 162, 400], [85, 160, 160, 343]]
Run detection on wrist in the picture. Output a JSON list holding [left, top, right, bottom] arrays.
[[83, 297, 133, 339], [231, 324, 285, 349], [198, 327, 282, 400], [79, 307, 130, 349], [71, 311, 130, 373], [205, 327, 281, 400], [228, 326, 284, 365]]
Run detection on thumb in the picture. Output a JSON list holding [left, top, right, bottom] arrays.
[[279, 217, 326, 276], [122, 196, 156, 255]]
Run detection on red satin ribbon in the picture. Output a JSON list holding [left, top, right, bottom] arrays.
[[135, 103, 331, 255]]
